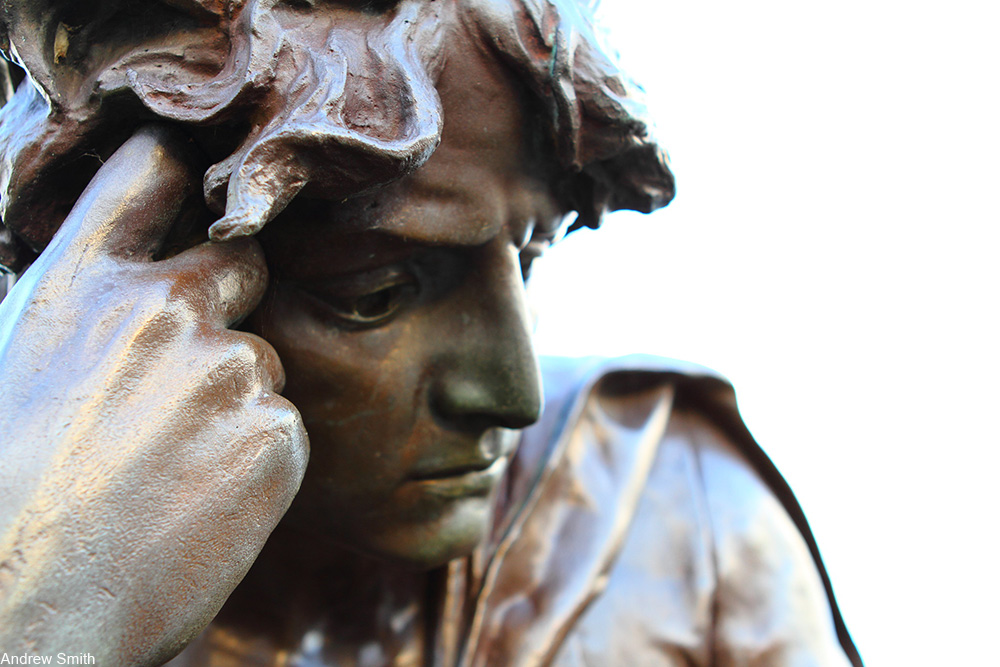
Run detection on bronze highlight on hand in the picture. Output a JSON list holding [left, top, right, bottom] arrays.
[[0, 126, 308, 665]]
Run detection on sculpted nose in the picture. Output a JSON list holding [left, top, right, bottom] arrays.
[[431, 246, 543, 431]]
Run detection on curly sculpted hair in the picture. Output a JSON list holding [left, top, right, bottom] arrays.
[[0, 0, 674, 272]]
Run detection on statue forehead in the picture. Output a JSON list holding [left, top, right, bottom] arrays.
[[265, 34, 560, 255]]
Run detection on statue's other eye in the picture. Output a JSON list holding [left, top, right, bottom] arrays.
[[304, 267, 417, 327], [519, 237, 549, 283], [519, 253, 534, 282]]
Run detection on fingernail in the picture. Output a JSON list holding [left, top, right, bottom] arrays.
[[208, 216, 252, 242]]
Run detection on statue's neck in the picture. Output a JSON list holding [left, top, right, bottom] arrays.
[[172, 523, 438, 665]]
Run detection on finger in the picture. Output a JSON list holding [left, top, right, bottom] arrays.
[[253, 391, 310, 483], [233, 391, 310, 515], [190, 330, 286, 409], [161, 236, 269, 327], [220, 330, 287, 395], [53, 124, 201, 261]]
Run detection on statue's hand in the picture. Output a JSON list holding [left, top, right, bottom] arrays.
[[0, 126, 309, 665]]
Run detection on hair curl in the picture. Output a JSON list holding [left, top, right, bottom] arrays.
[[0, 0, 674, 272]]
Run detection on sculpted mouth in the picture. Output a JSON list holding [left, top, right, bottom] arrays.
[[409, 458, 500, 481], [408, 428, 519, 482], [408, 458, 508, 499]]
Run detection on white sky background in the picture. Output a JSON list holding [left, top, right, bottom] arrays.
[[529, 1, 1000, 664]]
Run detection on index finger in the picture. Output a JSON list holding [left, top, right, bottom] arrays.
[[52, 124, 202, 261]]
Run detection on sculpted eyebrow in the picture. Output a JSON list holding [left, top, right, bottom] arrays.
[[279, 231, 432, 276]]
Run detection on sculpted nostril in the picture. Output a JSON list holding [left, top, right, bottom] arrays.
[[431, 371, 542, 432]]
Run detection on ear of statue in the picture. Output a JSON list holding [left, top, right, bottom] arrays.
[[462, 0, 674, 228]]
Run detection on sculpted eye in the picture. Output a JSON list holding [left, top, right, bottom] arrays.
[[519, 253, 534, 282], [519, 237, 549, 283], [305, 268, 417, 327]]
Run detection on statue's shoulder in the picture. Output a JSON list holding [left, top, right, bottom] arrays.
[[471, 356, 861, 665], [529, 352, 731, 452], [529, 354, 746, 480], [528, 354, 864, 666]]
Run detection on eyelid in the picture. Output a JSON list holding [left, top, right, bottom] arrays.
[[299, 264, 418, 327], [313, 265, 414, 297]]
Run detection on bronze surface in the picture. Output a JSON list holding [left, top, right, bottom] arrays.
[[0, 1, 859, 665]]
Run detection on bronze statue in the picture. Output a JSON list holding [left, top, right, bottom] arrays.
[[0, 1, 862, 665]]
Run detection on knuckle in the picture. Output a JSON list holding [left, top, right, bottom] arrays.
[[189, 332, 283, 409], [205, 335, 264, 394], [225, 398, 308, 513], [217, 334, 261, 371], [229, 237, 268, 281], [256, 398, 310, 479], [190, 239, 268, 313], [259, 398, 307, 446], [131, 279, 198, 331]]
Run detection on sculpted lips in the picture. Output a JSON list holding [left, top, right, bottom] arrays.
[[409, 459, 508, 499], [406, 428, 519, 490], [409, 458, 499, 481]]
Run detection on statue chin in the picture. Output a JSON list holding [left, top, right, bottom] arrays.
[[360, 500, 494, 570], [280, 488, 498, 571]]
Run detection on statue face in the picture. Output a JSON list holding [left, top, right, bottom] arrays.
[[248, 43, 562, 567]]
